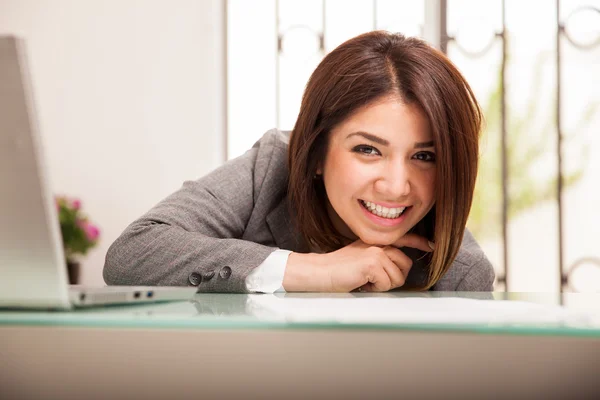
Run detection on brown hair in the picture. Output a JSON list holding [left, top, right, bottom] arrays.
[[287, 31, 482, 290]]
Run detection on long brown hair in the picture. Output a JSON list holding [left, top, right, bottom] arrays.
[[287, 31, 482, 290]]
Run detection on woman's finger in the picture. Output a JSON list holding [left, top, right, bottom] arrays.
[[393, 233, 433, 253], [383, 247, 413, 288], [365, 262, 393, 292]]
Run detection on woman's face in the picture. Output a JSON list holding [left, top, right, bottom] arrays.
[[319, 96, 436, 246]]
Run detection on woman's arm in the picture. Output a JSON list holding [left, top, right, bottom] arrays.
[[431, 229, 496, 291], [453, 229, 496, 291], [283, 235, 433, 292], [103, 137, 281, 292], [454, 256, 495, 291]]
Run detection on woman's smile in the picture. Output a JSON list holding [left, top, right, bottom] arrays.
[[358, 199, 411, 227], [321, 96, 436, 245]]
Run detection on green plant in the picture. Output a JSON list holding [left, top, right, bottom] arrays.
[[55, 196, 100, 263], [467, 51, 596, 240]]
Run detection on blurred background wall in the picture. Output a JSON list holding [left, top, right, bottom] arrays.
[[0, 0, 226, 285], [1, 0, 598, 292]]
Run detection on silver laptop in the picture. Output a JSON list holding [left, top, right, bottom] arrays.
[[0, 36, 197, 309]]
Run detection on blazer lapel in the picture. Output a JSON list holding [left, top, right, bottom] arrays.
[[266, 198, 309, 253]]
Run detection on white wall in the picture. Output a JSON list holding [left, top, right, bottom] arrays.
[[0, 0, 226, 285]]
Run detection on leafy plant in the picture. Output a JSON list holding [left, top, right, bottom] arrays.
[[467, 52, 596, 240], [55, 196, 100, 263]]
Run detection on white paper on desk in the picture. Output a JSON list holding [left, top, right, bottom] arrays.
[[246, 296, 595, 326]]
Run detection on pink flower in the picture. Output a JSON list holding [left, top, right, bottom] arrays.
[[71, 199, 81, 210], [84, 223, 100, 241]]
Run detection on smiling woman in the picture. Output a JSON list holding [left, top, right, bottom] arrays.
[[317, 98, 436, 248], [286, 31, 486, 291], [104, 31, 494, 293]]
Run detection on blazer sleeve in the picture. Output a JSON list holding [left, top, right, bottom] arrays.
[[454, 252, 496, 291], [433, 229, 496, 292], [103, 137, 280, 293]]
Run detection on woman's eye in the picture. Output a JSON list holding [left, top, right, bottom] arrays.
[[413, 151, 436, 162], [353, 145, 381, 156]]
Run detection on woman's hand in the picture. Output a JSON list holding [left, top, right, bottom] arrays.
[[283, 234, 432, 292]]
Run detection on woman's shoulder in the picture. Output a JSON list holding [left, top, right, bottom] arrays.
[[243, 128, 290, 169], [245, 128, 290, 163], [190, 128, 290, 200], [248, 128, 290, 195], [434, 229, 496, 291], [254, 128, 291, 149], [212, 128, 289, 178], [214, 128, 290, 208]]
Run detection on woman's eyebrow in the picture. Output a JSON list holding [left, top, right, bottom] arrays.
[[346, 132, 434, 149], [346, 131, 389, 146], [414, 141, 434, 149]]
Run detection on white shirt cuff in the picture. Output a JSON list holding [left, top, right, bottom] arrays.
[[245, 249, 291, 293]]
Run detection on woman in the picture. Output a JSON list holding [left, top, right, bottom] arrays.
[[104, 31, 495, 293]]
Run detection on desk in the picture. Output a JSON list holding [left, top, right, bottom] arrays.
[[1, 292, 599, 399]]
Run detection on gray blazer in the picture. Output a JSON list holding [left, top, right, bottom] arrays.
[[104, 129, 495, 292]]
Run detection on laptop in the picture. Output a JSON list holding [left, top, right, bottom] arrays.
[[0, 36, 197, 309]]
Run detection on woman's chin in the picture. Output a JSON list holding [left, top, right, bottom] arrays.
[[357, 224, 417, 245], [358, 234, 401, 247]]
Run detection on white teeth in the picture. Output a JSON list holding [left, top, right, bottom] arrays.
[[361, 200, 406, 219]]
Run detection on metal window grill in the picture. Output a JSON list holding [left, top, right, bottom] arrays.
[[240, 0, 600, 293]]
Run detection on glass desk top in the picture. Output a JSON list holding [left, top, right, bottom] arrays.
[[0, 292, 599, 337]]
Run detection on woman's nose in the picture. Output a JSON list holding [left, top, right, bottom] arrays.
[[374, 165, 411, 198]]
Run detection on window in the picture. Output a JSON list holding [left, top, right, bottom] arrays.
[[226, 0, 600, 293]]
